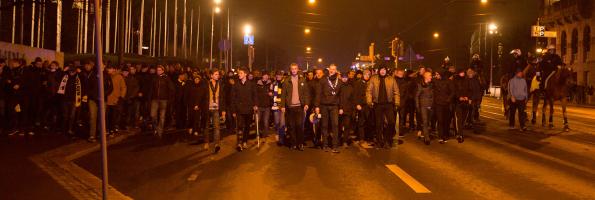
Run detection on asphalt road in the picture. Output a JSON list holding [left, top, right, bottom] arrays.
[[72, 97, 595, 200]]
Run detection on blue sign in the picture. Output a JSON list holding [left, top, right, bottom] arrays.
[[244, 35, 254, 45]]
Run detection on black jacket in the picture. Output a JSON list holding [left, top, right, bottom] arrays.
[[149, 74, 175, 101], [81, 70, 113, 102], [339, 81, 355, 114], [280, 75, 311, 108], [453, 76, 472, 102], [230, 79, 257, 114], [315, 75, 342, 106], [188, 80, 208, 110], [124, 74, 140, 100], [468, 76, 483, 102], [416, 82, 433, 109], [352, 78, 367, 106], [433, 78, 455, 106], [256, 79, 273, 108]]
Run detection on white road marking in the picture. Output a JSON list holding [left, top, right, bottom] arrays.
[[385, 164, 431, 193]]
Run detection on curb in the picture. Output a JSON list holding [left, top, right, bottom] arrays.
[[30, 133, 135, 200]]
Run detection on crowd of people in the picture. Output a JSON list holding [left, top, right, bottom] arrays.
[[0, 55, 500, 154]]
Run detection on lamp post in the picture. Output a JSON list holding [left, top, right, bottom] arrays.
[[210, 0, 222, 70], [488, 22, 498, 89], [244, 24, 254, 71]]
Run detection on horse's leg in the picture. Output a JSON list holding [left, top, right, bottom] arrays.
[[548, 98, 554, 129], [562, 97, 569, 131], [531, 92, 539, 124], [541, 96, 547, 127]]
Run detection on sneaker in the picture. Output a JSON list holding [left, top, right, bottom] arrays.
[[214, 145, 221, 154], [331, 148, 340, 153], [203, 143, 210, 150], [439, 139, 447, 144], [297, 144, 305, 151], [242, 142, 248, 149], [520, 127, 527, 132], [88, 138, 97, 143], [236, 144, 243, 152], [508, 126, 516, 130]]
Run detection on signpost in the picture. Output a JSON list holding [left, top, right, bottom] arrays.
[[532, 25, 557, 38]]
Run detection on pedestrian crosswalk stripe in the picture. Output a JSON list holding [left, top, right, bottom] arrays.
[[385, 164, 431, 193]]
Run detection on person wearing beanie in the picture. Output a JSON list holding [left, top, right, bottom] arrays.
[[315, 64, 342, 153], [366, 64, 401, 148]]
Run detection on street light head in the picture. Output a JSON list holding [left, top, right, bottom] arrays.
[[304, 28, 311, 34], [318, 58, 323, 63], [244, 24, 253, 36], [306, 47, 312, 51], [214, 7, 221, 13], [433, 32, 439, 38], [308, 0, 316, 5], [481, 0, 488, 4], [488, 23, 498, 31]]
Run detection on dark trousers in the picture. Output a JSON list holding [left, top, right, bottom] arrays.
[[123, 99, 140, 127], [339, 114, 352, 144], [286, 107, 305, 146], [374, 103, 396, 147], [435, 104, 451, 140], [107, 103, 122, 132], [355, 107, 370, 141], [236, 113, 253, 144], [454, 102, 470, 136], [62, 101, 77, 133], [403, 99, 416, 129], [420, 106, 433, 138], [320, 105, 339, 148], [175, 101, 188, 129], [509, 100, 526, 128], [8, 97, 25, 131]]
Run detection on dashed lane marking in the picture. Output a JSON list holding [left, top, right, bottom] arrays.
[[385, 164, 431, 193]]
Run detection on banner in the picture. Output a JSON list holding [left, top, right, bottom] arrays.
[[0, 42, 65, 66]]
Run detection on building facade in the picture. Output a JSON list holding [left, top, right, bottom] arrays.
[[540, 0, 594, 104]]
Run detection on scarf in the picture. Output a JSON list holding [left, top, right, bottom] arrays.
[[57, 74, 82, 107], [208, 80, 220, 110]]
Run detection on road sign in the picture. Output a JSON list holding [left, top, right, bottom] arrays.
[[244, 35, 254, 45], [532, 26, 546, 37]]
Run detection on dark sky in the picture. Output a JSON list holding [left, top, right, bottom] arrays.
[[228, 0, 540, 71]]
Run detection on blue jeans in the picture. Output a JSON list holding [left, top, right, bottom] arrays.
[[257, 107, 271, 137], [150, 100, 168, 135], [273, 110, 285, 144]]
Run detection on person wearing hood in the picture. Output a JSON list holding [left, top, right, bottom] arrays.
[[315, 64, 342, 153], [452, 68, 472, 142], [339, 73, 355, 147], [366, 65, 400, 148], [188, 73, 209, 148]]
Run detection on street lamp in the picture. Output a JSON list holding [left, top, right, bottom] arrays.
[[487, 22, 498, 89], [210, 0, 223, 70], [306, 47, 312, 52], [244, 24, 253, 36], [308, 0, 316, 5], [481, 0, 488, 4], [304, 28, 311, 34], [433, 32, 440, 39], [318, 58, 323, 63], [243, 24, 255, 71]]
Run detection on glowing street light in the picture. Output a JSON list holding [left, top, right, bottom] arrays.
[[318, 58, 323, 63], [306, 47, 312, 51], [304, 28, 311, 34], [433, 32, 440, 39], [244, 24, 253, 36], [214, 0, 222, 5], [308, 0, 316, 5], [214, 7, 221, 13], [481, 0, 488, 4]]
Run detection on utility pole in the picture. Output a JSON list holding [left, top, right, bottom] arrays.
[[56, 0, 62, 51], [138, 0, 145, 55]]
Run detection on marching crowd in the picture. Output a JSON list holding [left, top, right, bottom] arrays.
[[0, 55, 502, 154]]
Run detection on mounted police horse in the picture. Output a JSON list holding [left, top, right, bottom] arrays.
[[540, 67, 575, 131]]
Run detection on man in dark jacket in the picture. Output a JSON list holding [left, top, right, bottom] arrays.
[[339, 73, 355, 147], [24, 57, 47, 131], [174, 73, 190, 129], [453, 69, 472, 141], [6, 59, 27, 135], [122, 67, 140, 129], [315, 64, 342, 153], [352, 69, 370, 145], [433, 70, 455, 143], [416, 72, 433, 145], [57, 67, 81, 136], [44, 61, 64, 131], [231, 68, 258, 151], [366, 65, 400, 148], [467, 68, 483, 125], [188, 73, 208, 148], [280, 64, 311, 151], [149, 65, 175, 137], [256, 72, 273, 139]]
